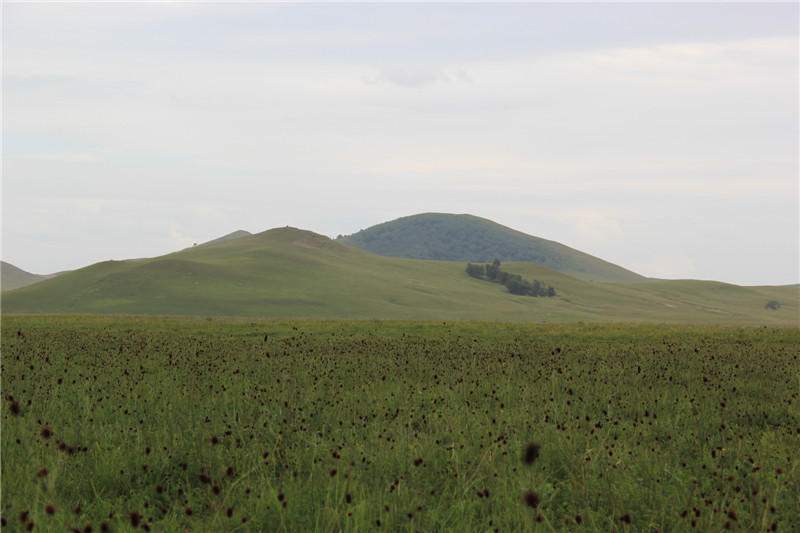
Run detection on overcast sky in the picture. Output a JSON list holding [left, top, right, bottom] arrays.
[[3, 2, 798, 286]]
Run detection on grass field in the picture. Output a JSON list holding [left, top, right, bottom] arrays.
[[2, 315, 798, 531]]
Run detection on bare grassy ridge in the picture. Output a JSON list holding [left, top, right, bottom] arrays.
[[2, 316, 798, 531], [3, 227, 797, 325]]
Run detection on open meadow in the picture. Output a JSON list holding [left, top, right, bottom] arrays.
[[2, 315, 799, 532]]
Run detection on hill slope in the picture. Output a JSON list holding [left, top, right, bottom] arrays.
[[2, 227, 797, 325], [195, 229, 252, 248], [1, 261, 47, 292], [337, 213, 646, 282]]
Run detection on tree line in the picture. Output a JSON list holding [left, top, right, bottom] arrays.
[[466, 259, 556, 297]]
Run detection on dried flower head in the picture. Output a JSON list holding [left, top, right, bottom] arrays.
[[522, 490, 540, 508], [522, 443, 540, 465]]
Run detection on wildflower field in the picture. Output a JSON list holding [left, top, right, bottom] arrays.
[[2, 315, 798, 532]]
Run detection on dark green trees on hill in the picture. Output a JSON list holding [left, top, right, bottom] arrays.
[[466, 259, 556, 297]]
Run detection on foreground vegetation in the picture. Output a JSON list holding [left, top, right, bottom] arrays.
[[2, 315, 798, 531]]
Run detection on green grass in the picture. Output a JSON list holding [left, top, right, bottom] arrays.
[[2, 316, 799, 531], [2, 228, 797, 325]]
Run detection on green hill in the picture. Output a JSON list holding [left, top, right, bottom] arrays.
[[194, 229, 252, 248], [2, 227, 797, 325], [1, 261, 47, 292], [337, 213, 646, 282]]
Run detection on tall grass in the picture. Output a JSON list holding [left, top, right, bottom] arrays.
[[2, 316, 798, 531]]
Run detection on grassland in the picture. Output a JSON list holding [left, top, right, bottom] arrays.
[[2, 228, 797, 326], [2, 315, 798, 532]]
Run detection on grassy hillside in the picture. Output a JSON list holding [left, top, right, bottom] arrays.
[[2, 227, 797, 325], [194, 229, 252, 248], [1, 261, 46, 292], [337, 213, 646, 282]]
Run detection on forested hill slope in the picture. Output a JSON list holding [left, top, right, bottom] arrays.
[[337, 213, 646, 282]]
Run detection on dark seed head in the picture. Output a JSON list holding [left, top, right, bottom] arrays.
[[45, 504, 55, 515], [40, 428, 53, 439], [522, 490, 540, 508], [9, 401, 21, 416], [522, 443, 540, 465]]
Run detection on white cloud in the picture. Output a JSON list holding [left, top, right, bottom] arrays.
[[2, 3, 797, 284], [573, 213, 622, 245], [170, 229, 197, 250], [19, 152, 103, 163], [365, 66, 472, 88], [636, 253, 697, 280]]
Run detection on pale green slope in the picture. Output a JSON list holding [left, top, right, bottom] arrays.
[[1, 261, 46, 292], [2, 228, 797, 325]]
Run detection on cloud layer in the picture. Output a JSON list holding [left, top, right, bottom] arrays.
[[3, 3, 798, 285]]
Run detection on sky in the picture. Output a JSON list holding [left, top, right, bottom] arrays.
[[2, 2, 798, 286]]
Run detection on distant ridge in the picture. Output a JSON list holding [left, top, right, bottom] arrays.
[[3, 226, 796, 325], [337, 213, 646, 282], [1, 261, 47, 292], [195, 230, 252, 248]]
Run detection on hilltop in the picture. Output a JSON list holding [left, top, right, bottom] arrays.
[[3, 226, 797, 325], [337, 213, 646, 282], [193, 229, 252, 248]]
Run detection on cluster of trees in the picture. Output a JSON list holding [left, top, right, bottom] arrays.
[[466, 259, 556, 297]]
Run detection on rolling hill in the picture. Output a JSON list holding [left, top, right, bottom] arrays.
[[193, 229, 252, 248], [1, 261, 47, 292], [2, 226, 797, 325], [337, 213, 646, 282]]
